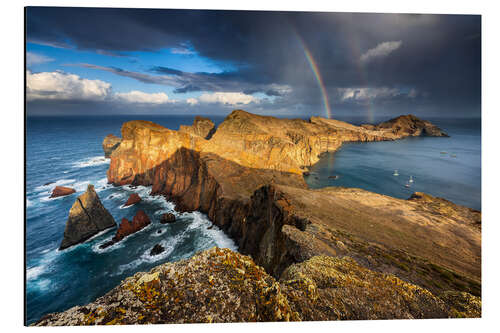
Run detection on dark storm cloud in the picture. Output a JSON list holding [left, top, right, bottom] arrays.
[[75, 63, 291, 97], [27, 7, 481, 117]]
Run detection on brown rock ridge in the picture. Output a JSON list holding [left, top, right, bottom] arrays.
[[50, 186, 76, 198], [107, 110, 448, 182], [362, 114, 449, 137], [33, 247, 480, 326], [105, 111, 477, 298], [59, 185, 116, 250], [102, 134, 121, 158], [179, 116, 216, 139]]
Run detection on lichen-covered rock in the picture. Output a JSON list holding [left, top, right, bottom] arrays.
[[32, 248, 480, 326], [59, 185, 116, 250], [102, 134, 121, 158], [280, 256, 451, 320], [50, 186, 76, 198]]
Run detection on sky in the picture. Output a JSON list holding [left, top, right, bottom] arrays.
[[25, 7, 481, 120]]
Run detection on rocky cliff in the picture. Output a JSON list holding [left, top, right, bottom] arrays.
[[105, 111, 477, 295], [44, 110, 482, 323], [106, 110, 448, 182], [102, 134, 122, 158], [59, 185, 116, 250], [179, 116, 216, 139], [33, 247, 480, 326]]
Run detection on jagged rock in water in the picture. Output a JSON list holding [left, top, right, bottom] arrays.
[[124, 193, 141, 207], [50, 186, 76, 198], [32, 247, 480, 326], [160, 213, 176, 224], [100, 210, 151, 249], [59, 185, 116, 250], [150, 244, 165, 256], [102, 134, 121, 158]]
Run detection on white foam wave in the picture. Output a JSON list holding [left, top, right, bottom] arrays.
[[92, 223, 153, 254], [113, 238, 177, 276], [189, 211, 238, 251], [72, 156, 110, 169], [27, 265, 46, 281], [34, 178, 76, 192], [91, 235, 125, 254]]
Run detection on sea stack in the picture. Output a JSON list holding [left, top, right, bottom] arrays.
[[102, 134, 122, 158], [99, 210, 151, 249], [50, 186, 76, 198], [124, 193, 141, 207], [59, 184, 116, 250]]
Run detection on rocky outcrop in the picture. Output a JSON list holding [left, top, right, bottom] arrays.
[[33, 247, 480, 326], [50, 186, 76, 198], [160, 213, 176, 224], [124, 193, 141, 207], [102, 134, 122, 158], [369, 114, 449, 137], [179, 116, 216, 139], [100, 210, 151, 249], [105, 111, 477, 294], [150, 244, 165, 256], [77, 110, 480, 323], [107, 110, 448, 183], [59, 185, 116, 250]]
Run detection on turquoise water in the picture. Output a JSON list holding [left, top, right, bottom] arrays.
[[25, 115, 235, 325], [305, 118, 481, 210]]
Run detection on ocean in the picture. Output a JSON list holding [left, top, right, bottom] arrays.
[[25, 115, 234, 325], [305, 117, 481, 210], [25, 114, 481, 324]]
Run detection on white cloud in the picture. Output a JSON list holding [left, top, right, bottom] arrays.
[[170, 47, 195, 55], [26, 70, 174, 105], [26, 52, 54, 66], [114, 90, 171, 104], [360, 41, 402, 64], [338, 87, 419, 102], [27, 70, 111, 101], [186, 98, 199, 105], [339, 87, 401, 101], [197, 92, 259, 105]]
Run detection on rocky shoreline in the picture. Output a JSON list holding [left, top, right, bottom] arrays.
[[36, 110, 481, 325]]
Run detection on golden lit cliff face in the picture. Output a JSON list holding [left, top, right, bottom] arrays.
[[108, 110, 441, 185]]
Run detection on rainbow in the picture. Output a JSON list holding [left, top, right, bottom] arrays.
[[295, 35, 332, 119]]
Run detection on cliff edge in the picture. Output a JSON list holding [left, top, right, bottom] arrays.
[[33, 247, 480, 326]]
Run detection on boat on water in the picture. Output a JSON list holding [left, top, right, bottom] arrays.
[[405, 182, 411, 188], [409, 175, 414, 183], [393, 170, 399, 176]]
